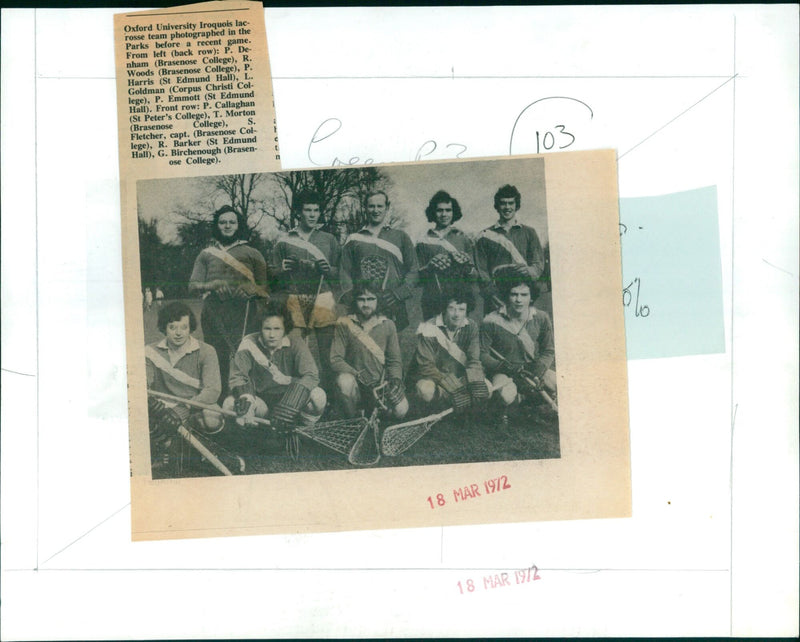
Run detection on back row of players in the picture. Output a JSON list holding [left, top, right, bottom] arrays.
[[146, 185, 556, 455]]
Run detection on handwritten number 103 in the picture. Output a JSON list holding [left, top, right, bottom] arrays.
[[535, 125, 575, 153]]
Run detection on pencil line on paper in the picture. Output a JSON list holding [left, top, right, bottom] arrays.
[[273, 75, 734, 81], [37, 74, 738, 82], [730, 14, 737, 633], [4, 566, 731, 573], [37, 76, 116, 80], [39, 503, 131, 568], [34, 7, 41, 574], [618, 74, 738, 160], [124, 9, 248, 18], [1, 367, 36, 377], [761, 258, 795, 278]]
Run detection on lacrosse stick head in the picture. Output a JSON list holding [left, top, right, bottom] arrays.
[[381, 408, 454, 456], [294, 411, 381, 467], [347, 409, 381, 466]]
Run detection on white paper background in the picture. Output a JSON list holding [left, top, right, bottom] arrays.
[[1, 5, 797, 638]]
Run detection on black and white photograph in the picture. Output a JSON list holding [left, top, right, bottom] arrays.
[[137, 157, 559, 479]]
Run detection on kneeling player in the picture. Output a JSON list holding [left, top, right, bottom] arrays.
[[330, 280, 409, 419], [224, 301, 326, 432], [145, 302, 224, 472], [480, 268, 556, 426], [407, 287, 490, 414]]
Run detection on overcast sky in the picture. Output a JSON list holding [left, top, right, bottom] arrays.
[[137, 156, 548, 245]]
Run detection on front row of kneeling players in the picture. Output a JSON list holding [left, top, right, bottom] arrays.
[[146, 269, 556, 469]]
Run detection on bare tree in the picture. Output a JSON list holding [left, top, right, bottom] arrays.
[[212, 173, 268, 225], [271, 167, 394, 234]]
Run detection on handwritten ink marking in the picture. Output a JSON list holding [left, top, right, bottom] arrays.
[[309, 118, 466, 167], [415, 139, 437, 161], [415, 139, 468, 162], [622, 277, 651, 317], [619, 223, 645, 238], [457, 564, 541, 594], [445, 142, 467, 158], [508, 96, 593, 155], [427, 475, 511, 509], [307, 117, 342, 166]]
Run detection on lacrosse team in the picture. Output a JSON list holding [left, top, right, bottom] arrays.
[[145, 184, 557, 476]]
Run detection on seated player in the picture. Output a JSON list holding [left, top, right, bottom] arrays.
[[407, 287, 490, 414], [480, 267, 556, 425], [145, 302, 223, 470], [330, 280, 409, 419], [224, 301, 327, 432]]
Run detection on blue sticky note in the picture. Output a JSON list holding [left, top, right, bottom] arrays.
[[619, 187, 725, 360]]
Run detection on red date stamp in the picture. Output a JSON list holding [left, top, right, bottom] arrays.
[[457, 564, 541, 594], [426, 475, 511, 509]]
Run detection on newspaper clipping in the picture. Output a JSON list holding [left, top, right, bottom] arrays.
[[115, 2, 630, 540]]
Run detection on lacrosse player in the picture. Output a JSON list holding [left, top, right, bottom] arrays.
[[145, 302, 224, 472], [415, 190, 477, 321], [474, 184, 545, 313], [407, 286, 491, 414], [480, 267, 556, 428], [271, 191, 340, 386], [339, 191, 418, 331], [189, 205, 269, 396], [224, 301, 326, 432], [330, 280, 409, 419]]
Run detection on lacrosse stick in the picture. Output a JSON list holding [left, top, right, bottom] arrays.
[[176, 426, 240, 476], [371, 379, 389, 411], [347, 408, 382, 466], [147, 392, 249, 475], [241, 298, 251, 342], [294, 409, 382, 466], [488, 346, 558, 412], [381, 262, 392, 290], [305, 274, 325, 327], [381, 407, 454, 456], [147, 389, 273, 429]]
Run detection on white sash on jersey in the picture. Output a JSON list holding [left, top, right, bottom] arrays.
[[480, 229, 527, 267], [238, 336, 293, 385], [485, 307, 539, 361], [145, 347, 201, 389], [417, 231, 462, 256], [346, 232, 404, 264], [339, 316, 386, 365], [417, 321, 468, 367], [280, 233, 328, 262], [203, 244, 255, 283]]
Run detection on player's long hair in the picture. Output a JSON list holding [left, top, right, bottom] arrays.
[[425, 190, 463, 224], [436, 284, 475, 313], [349, 280, 382, 315], [211, 205, 249, 243]]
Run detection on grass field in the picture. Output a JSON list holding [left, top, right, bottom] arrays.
[[143, 292, 560, 478]]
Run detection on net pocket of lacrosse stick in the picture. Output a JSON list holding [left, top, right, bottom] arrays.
[[294, 413, 381, 466], [381, 408, 454, 456]]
